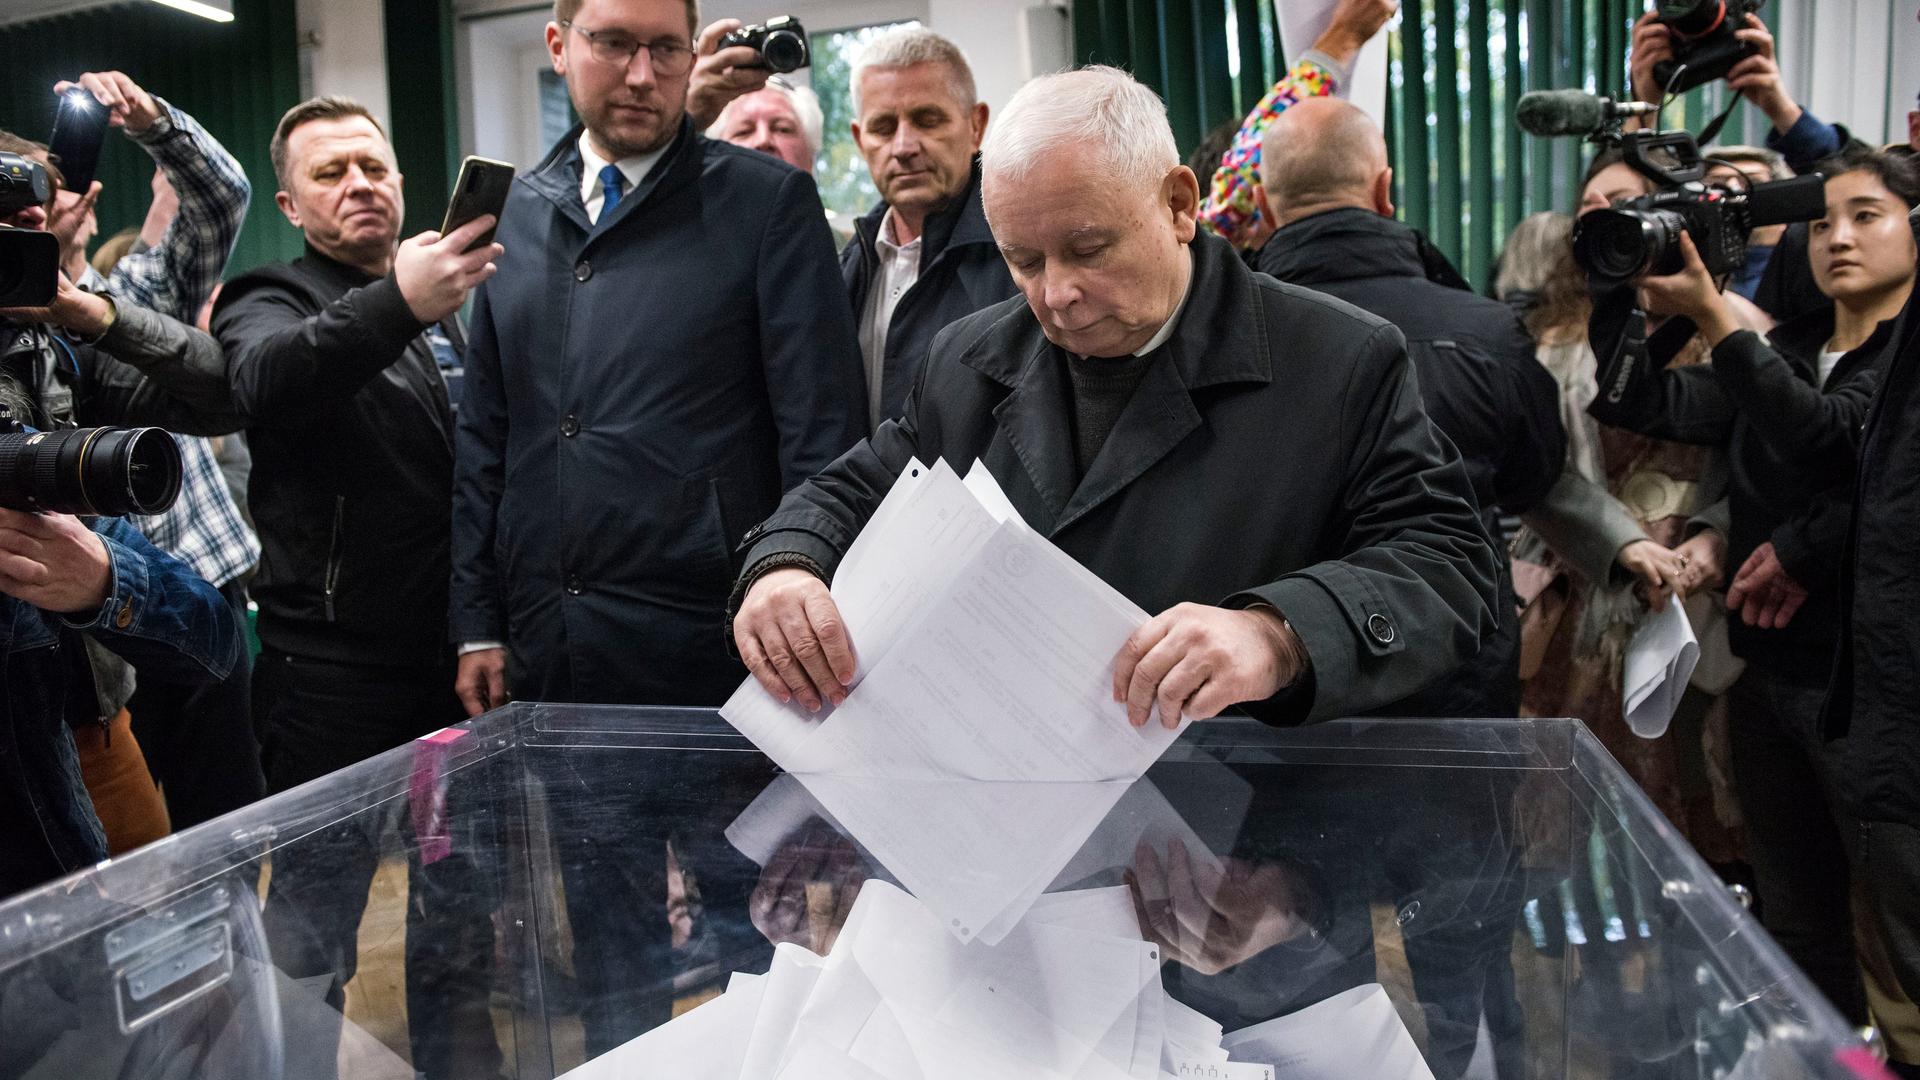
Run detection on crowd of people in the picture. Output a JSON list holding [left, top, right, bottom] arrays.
[[3, 0, 1920, 1073]]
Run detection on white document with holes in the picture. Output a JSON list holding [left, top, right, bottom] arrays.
[[721, 460, 1192, 944]]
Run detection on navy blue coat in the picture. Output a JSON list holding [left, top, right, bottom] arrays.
[[451, 120, 866, 706]]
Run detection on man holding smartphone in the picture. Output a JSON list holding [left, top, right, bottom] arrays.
[[210, 96, 505, 1080]]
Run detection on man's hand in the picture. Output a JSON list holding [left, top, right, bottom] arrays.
[[1315, 0, 1399, 63], [1112, 603, 1308, 730], [141, 168, 179, 248], [749, 823, 866, 953], [1126, 839, 1310, 976], [686, 19, 772, 131], [47, 182, 101, 273], [1675, 528, 1728, 595], [55, 71, 162, 136], [393, 216, 501, 325], [1726, 542, 1808, 629], [0, 273, 115, 339], [1628, 12, 1675, 105], [1616, 538, 1685, 612], [0, 509, 113, 615], [455, 647, 510, 717], [733, 567, 856, 712], [1638, 233, 1740, 344], [1726, 15, 1802, 133]]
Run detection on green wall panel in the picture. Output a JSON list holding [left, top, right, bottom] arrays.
[[0, 0, 303, 279]]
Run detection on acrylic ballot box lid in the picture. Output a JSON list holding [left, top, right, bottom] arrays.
[[0, 706, 1877, 1080]]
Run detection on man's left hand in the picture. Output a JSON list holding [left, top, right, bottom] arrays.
[[0, 273, 114, 339], [686, 19, 772, 131], [1112, 602, 1308, 729], [0, 509, 113, 615], [55, 71, 162, 135]]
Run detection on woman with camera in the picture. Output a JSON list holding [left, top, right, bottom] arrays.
[[1584, 145, 1920, 1028], [1511, 149, 1767, 873]]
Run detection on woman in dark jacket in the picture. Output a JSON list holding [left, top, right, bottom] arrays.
[[1586, 145, 1920, 1026]]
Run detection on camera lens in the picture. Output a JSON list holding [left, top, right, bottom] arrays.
[[0, 425, 182, 517], [1657, 0, 1729, 36], [761, 28, 806, 73], [1574, 209, 1657, 283]]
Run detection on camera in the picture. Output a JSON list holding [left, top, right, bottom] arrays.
[[0, 152, 59, 308], [719, 16, 810, 74], [1571, 129, 1826, 286], [0, 404, 183, 517], [1652, 0, 1762, 95]]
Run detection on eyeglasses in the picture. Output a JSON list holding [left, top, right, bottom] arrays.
[[561, 21, 695, 77]]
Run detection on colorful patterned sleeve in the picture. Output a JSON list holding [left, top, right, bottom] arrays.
[[1199, 56, 1340, 246]]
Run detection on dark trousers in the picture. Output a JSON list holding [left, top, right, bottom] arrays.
[[255, 650, 501, 1080], [128, 579, 266, 830], [1728, 665, 1869, 1023]]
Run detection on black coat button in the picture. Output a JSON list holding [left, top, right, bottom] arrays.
[[574, 261, 592, 282], [1367, 612, 1396, 645], [560, 414, 580, 437], [565, 575, 583, 596]]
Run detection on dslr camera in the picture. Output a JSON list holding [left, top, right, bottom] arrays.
[[1571, 128, 1825, 287], [1651, 0, 1762, 95], [0, 402, 183, 517], [719, 16, 810, 74], [0, 152, 59, 308]]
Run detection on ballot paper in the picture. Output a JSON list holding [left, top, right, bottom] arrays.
[[1221, 983, 1436, 1080], [1277, 0, 1391, 125], [722, 461, 1190, 943], [1622, 598, 1701, 739]]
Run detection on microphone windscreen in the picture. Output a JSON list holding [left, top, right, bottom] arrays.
[[1516, 90, 1608, 137]]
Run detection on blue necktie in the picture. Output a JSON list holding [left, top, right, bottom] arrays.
[[597, 163, 626, 224]]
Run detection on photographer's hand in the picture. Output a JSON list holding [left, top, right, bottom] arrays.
[[1628, 12, 1675, 106], [0, 509, 112, 615], [0, 274, 115, 340], [46, 183, 102, 276], [1726, 15, 1802, 134], [1314, 0, 1399, 65], [1638, 233, 1740, 345], [687, 19, 772, 131], [393, 216, 501, 325], [54, 71, 162, 136]]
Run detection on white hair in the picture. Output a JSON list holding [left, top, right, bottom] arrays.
[[980, 65, 1179, 195], [706, 77, 825, 159], [850, 25, 976, 115]]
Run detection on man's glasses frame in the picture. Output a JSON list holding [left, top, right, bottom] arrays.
[[560, 20, 695, 77]]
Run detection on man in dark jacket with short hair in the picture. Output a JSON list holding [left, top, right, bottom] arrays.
[[841, 25, 1017, 429], [1256, 97, 1565, 717]]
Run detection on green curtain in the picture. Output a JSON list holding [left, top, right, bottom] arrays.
[[0, 0, 301, 278], [1071, 0, 1776, 291], [384, 0, 460, 238]]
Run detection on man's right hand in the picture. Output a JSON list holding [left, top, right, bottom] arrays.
[[393, 216, 501, 325], [686, 19, 773, 131], [1628, 12, 1675, 105], [733, 567, 856, 712], [455, 647, 510, 717]]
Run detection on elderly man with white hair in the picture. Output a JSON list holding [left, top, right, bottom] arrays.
[[707, 77, 854, 243], [729, 65, 1497, 729]]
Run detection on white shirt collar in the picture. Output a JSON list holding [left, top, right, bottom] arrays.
[[1132, 255, 1193, 357], [578, 130, 670, 220], [875, 207, 922, 255]]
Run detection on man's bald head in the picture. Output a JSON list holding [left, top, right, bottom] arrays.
[[1260, 97, 1393, 224]]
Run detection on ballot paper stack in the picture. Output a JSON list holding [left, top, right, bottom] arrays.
[[558, 880, 1270, 1080], [722, 460, 1190, 944]]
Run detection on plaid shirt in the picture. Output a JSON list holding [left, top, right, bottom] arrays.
[[87, 99, 259, 587]]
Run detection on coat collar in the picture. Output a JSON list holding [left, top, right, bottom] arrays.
[[523, 117, 695, 239], [957, 232, 1272, 534], [853, 154, 997, 268]]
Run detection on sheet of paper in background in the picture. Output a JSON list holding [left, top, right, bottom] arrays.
[[776, 1034, 893, 1080], [553, 968, 768, 1080], [738, 943, 829, 1079], [1622, 598, 1700, 739], [1221, 983, 1436, 1080], [1277, 0, 1391, 124]]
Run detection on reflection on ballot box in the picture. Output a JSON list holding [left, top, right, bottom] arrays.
[[0, 707, 1878, 1079]]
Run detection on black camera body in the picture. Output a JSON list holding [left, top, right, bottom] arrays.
[[0, 404, 183, 517], [0, 152, 59, 308], [719, 15, 810, 74], [1572, 129, 1826, 287], [1652, 0, 1762, 95]]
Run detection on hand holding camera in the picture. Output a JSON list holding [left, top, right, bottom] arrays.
[[393, 215, 501, 325], [0, 272, 115, 340], [687, 16, 809, 130], [0, 506, 112, 615], [1635, 231, 1741, 340], [54, 71, 161, 136]]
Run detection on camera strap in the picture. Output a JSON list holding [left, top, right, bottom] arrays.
[[1696, 91, 1743, 148]]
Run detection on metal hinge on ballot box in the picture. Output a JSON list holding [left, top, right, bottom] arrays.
[[103, 882, 235, 1033]]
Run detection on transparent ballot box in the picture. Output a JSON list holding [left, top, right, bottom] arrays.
[[0, 706, 1875, 1080]]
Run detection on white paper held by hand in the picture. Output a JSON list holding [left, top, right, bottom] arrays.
[[1622, 599, 1700, 739]]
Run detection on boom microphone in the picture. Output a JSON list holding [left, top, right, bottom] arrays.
[[1516, 90, 1660, 138]]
